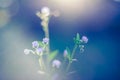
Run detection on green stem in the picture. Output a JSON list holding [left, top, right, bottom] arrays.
[[66, 44, 78, 72], [39, 56, 43, 70], [71, 44, 78, 59], [39, 54, 46, 71], [45, 24, 50, 54], [42, 18, 50, 74], [43, 18, 50, 55], [66, 61, 71, 72]]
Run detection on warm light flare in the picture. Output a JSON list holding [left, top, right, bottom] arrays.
[[49, 0, 103, 18], [0, 10, 10, 27]]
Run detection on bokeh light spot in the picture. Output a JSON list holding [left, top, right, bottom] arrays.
[[0, 10, 10, 27]]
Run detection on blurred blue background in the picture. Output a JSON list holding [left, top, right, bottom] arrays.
[[0, 0, 119, 80]]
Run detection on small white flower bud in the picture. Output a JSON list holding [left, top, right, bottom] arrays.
[[24, 49, 30, 55], [63, 50, 68, 57], [41, 7, 50, 17], [52, 60, 61, 68]]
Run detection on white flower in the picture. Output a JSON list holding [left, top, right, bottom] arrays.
[[41, 7, 50, 17], [24, 49, 35, 55], [52, 60, 61, 68], [24, 49, 30, 55]]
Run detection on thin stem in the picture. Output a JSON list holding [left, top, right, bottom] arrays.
[[42, 18, 50, 74], [44, 17, 50, 55], [71, 44, 78, 59], [45, 24, 50, 54], [43, 18, 50, 55], [66, 61, 71, 72], [38, 54, 46, 71], [39, 56, 43, 70], [66, 44, 78, 72], [41, 55, 46, 70]]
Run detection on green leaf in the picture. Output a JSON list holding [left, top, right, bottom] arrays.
[[66, 47, 71, 60], [76, 33, 80, 40], [74, 33, 81, 45], [48, 50, 58, 62], [38, 41, 44, 47]]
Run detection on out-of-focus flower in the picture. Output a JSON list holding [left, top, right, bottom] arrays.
[[36, 7, 50, 21], [24, 49, 30, 55], [52, 60, 61, 68], [80, 48, 84, 53], [79, 45, 84, 53], [41, 7, 50, 17], [24, 49, 35, 55], [42, 38, 49, 44], [36, 11, 41, 18], [79, 45, 84, 49], [81, 36, 88, 43], [79, 45, 84, 48], [32, 41, 39, 48], [36, 48, 43, 55], [63, 50, 68, 57]]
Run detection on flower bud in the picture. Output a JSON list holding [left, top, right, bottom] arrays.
[[41, 7, 50, 17], [42, 38, 49, 44], [81, 36, 88, 43], [52, 60, 61, 68], [24, 49, 30, 55], [32, 41, 39, 48], [63, 50, 68, 57], [36, 48, 43, 55]]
